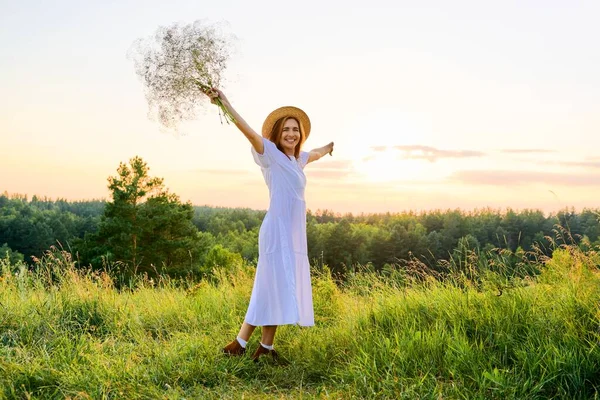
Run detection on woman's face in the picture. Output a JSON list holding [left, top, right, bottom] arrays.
[[279, 118, 300, 156]]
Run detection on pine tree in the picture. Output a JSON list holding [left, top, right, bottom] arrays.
[[94, 156, 200, 277]]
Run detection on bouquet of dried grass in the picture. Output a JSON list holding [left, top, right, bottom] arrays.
[[129, 20, 235, 131]]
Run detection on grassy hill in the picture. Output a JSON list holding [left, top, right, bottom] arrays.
[[0, 246, 599, 399]]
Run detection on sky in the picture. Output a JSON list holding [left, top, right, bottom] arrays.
[[1, 0, 599, 215]]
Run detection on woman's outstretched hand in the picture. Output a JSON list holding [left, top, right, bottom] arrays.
[[205, 87, 228, 105], [307, 142, 334, 164], [203, 87, 236, 124]]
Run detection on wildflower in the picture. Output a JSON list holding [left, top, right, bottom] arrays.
[[129, 20, 236, 132]]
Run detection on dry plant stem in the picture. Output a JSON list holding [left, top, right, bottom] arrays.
[[215, 98, 236, 124], [194, 80, 236, 124]]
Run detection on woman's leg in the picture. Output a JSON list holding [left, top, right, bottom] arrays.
[[260, 325, 277, 346], [238, 321, 256, 342], [251, 325, 279, 362], [223, 321, 256, 355]]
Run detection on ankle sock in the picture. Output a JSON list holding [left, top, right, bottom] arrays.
[[236, 336, 247, 348], [260, 342, 274, 350]]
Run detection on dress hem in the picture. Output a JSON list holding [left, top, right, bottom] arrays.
[[244, 319, 315, 327]]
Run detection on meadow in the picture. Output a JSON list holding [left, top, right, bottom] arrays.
[[1, 244, 599, 399]]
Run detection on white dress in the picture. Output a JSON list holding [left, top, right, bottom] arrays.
[[244, 137, 314, 327]]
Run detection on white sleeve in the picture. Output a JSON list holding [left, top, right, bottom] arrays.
[[299, 151, 310, 169], [251, 137, 276, 168]]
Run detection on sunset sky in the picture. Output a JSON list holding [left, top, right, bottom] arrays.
[[1, 1, 599, 214]]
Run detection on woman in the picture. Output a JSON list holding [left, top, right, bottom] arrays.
[[206, 88, 334, 362]]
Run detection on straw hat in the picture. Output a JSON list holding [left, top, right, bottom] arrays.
[[261, 106, 311, 140]]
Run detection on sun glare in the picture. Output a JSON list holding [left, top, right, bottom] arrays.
[[343, 108, 439, 184], [353, 149, 453, 185], [355, 150, 413, 183]]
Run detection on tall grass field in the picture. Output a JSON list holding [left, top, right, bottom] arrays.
[[1, 245, 599, 399]]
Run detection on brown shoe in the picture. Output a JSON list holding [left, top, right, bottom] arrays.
[[251, 344, 279, 363], [222, 339, 246, 356]]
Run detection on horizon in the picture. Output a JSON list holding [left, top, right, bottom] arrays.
[[2, 1, 599, 214], [1, 189, 593, 219]]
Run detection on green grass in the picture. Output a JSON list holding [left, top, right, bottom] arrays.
[[1, 246, 599, 399]]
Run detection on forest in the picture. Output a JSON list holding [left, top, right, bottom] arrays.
[[1, 156, 599, 282]]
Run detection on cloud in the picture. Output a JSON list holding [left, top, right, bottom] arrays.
[[449, 170, 600, 187], [500, 149, 556, 154], [185, 169, 252, 176], [307, 180, 369, 190], [312, 160, 354, 169], [305, 169, 354, 180], [362, 155, 376, 162], [368, 145, 484, 162], [556, 161, 600, 169], [303, 159, 355, 181], [393, 145, 485, 162], [535, 160, 600, 169]]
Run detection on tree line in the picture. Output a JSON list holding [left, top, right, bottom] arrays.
[[2, 157, 599, 280]]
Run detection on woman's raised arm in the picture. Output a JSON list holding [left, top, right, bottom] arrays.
[[206, 88, 264, 154], [307, 142, 334, 164]]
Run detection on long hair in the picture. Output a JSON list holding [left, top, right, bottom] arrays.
[[268, 116, 306, 159]]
